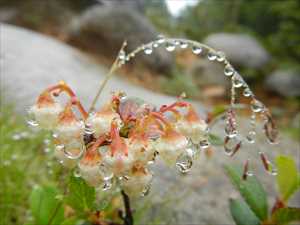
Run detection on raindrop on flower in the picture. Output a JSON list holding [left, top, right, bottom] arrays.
[[207, 51, 217, 61], [26, 109, 39, 127], [153, 42, 159, 48], [141, 183, 152, 197], [199, 139, 210, 150], [246, 131, 256, 144], [192, 46, 202, 55], [224, 64, 235, 76], [102, 180, 113, 191], [251, 99, 265, 113], [224, 136, 242, 156], [165, 41, 176, 52], [216, 51, 225, 62], [232, 74, 244, 88], [118, 50, 126, 61], [98, 164, 114, 181], [180, 41, 188, 49], [143, 46, 153, 55], [243, 88, 252, 97], [63, 143, 85, 160], [176, 152, 193, 174]]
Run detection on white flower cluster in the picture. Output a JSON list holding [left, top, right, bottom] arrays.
[[29, 85, 209, 197]]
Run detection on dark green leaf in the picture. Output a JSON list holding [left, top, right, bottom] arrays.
[[275, 155, 300, 201], [229, 199, 260, 225], [65, 176, 95, 212], [272, 207, 300, 224], [225, 165, 268, 220], [30, 186, 64, 225]]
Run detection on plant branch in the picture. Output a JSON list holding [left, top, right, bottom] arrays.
[[120, 190, 134, 225]]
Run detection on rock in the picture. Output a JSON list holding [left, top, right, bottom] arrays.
[[188, 59, 230, 88], [68, 5, 173, 73], [204, 33, 270, 69], [265, 69, 300, 97], [1, 23, 192, 115]]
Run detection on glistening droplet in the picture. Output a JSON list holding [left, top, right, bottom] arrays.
[[224, 136, 242, 156], [216, 51, 225, 62], [192, 46, 202, 55], [143, 46, 153, 55], [73, 168, 81, 177], [207, 51, 217, 61], [165, 41, 176, 52], [232, 74, 244, 88], [251, 99, 265, 113], [246, 131, 256, 144], [98, 164, 114, 181], [224, 64, 235, 76], [157, 35, 165, 44], [243, 88, 252, 97], [180, 41, 188, 49], [102, 180, 113, 191]]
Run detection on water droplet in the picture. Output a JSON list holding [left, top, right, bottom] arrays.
[[224, 136, 242, 156], [63, 143, 85, 160], [98, 164, 114, 181], [180, 41, 188, 49], [263, 114, 278, 144], [12, 133, 21, 140], [192, 46, 202, 55], [246, 131, 256, 144], [216, 51, 225, 62], [73, 168, 81, 177], [199, 139, 210, 149], [27, 120, 39, 127], [118, 50, 126, 61], [225, 123, 238, 138], [246, 170, 254, 177], [143, 46, 153, 55], [102, 180, 113, 191], [176, 151, 193, 173], [207, 51, 217, 61], [243, 88, 252, 97], [251, 99, 265, 113], [224, 64, 235, 76], [141, 183, 151, 197], [43, 139, 51, 146], [165, 41, 176, 52], [232, 74, 244, 88], [44, 148, 51, 153], [157, 35, 165, 44], [153, 42, 159, 48]]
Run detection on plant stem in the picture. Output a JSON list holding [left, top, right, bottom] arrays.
[[88, 42, 127, 114], [121, 190, 134, 225]]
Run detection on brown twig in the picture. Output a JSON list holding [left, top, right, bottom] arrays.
[[120, 190, 134, 225]]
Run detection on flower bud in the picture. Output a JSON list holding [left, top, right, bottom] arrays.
[[29, 92, 63, 129], [155, 130, 188, 166], [175, 119, 208, 144], [121, 167, 153, 197], [86, 109, 121, 138], [128, 139, 155, 165]]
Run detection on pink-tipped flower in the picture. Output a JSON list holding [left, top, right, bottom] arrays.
[[55, 106, 84, 143], [102, 122, 134, 175], [29, 91, 63, 129], [128, 138, 156, 165], [120, 166, 153, 197], [78, 150, 103, 187], [175, 105, 208, 144], [155, 129, 188, 166], [86, 105, 121, 138]]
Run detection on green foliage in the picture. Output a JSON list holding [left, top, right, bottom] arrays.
[[271, 207, 300, 225], [229, 199, 260, 225], [225, 165, 268, 220], [227, 155, 300, 225], [275, 155, 300, 201], [65, 176, 96, 212], [30, 186, 64, 225]]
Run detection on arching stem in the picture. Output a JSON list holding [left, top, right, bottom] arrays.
[[120, 190, 134, 225], [88, 41, 127, 114]]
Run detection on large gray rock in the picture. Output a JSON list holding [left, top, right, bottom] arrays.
[[265, 69, 300, 97], [204, 33, 270, 69], [0, 23, 192, 115], [68, 5, 173, 73]]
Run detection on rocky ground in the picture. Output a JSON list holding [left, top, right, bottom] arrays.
[[1, 24, 299, 224]]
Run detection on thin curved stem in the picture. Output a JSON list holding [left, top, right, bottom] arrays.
[[88, 41, 127, 114], [121, 190, 134, 225]]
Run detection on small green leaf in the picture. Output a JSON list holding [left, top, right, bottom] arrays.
[[272, 207, 300, 224], [276, 155, 300, 201], [229, 199, 260, 225], [30, 186, 64, 225], [65, 176, 95, 212], [225, 165, 268, 220]]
